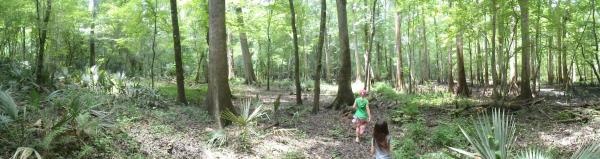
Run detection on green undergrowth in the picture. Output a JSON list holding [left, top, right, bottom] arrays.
[[157, 84, 207, 105], [392, 117, 472, 159]]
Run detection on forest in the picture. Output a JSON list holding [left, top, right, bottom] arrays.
[[1, 0, 600, 158]]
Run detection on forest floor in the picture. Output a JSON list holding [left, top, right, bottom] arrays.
[[118, 82, 600, 159]]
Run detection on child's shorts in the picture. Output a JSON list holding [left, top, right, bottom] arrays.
[[352, 115, 368, 126]]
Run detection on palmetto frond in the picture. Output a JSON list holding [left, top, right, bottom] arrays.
[[517, 149, 552, 159], [0, 89, 18, 121], [449, 108, 516, 159], [221, 98, 264, 128], [570, 140, 600, 159]]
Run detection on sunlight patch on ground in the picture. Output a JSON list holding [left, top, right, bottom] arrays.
[[352, 81, 364, 93], [537, 125, 600, 152]]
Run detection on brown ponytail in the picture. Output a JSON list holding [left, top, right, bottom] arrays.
[[373, 121, 390, 152]]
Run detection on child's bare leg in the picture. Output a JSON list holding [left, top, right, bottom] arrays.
[[359, 125, 366, 136], [355, 125, 360, 142]]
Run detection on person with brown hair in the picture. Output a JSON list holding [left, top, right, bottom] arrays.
[[371, 121, 391, 159]]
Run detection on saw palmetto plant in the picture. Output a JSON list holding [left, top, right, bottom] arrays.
[[450, 108, 600, 159]]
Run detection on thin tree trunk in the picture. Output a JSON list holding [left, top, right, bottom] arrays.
[[395, 12, 404, 91], [151, 0, 157, 89], [421, 9, 430, 82], [228, 33, 235, 79], [330, 0, 355, 110], [267, 9, 273, 91], [313, 0, 326, 114], [447, 46, 454, 93], [89, 0, 97, 67], [363, 0, 378, 90], [289, 0, 302, 104], [169, 0, 187, 104]]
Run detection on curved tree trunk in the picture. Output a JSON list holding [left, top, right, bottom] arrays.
[[330, 0, 355, 110]]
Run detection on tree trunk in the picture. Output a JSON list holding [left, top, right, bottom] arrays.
[[228, 33, 235, 79], [207, 0, 236, 128], [421, 10, 430, 82], [330, 0, 355, 110], [363, 0, 378, 90], [456, 30, 470, 97], [35, 0, 52, 85], [151, 0, 157, 89], [548, 36, 554, 84], [395, 12, 404, 91], [169, 0, 187, 104], [289, 0, 302, 105], [469, 41, 473, 85], [235, 7, 257, 84], [447, 46, 454, 93], [491, 0, 500, 97], [89, 0, 97, 67], [313, 0, 326, 114], [354, 28, 362, 82], [518, 0, 532, 99], [267, 9, 273, 91]]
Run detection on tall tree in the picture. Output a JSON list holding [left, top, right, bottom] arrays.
[[490, 0, 500, 97], [169, 0, 187, 104], [89, 0, 97, 67], [456, 30, 470, 97], [518, 0, 532, 99], [266, 9, 273, 91], [364, 0, 378, 90], [330, 0, 354, 110], [289, 0, 302, 104], [207, 0, 236, 128], [395, 11, 404, 91], [313, 0, 326, 114], [35, 0, 52, 85], [235, 7, 257, 84]]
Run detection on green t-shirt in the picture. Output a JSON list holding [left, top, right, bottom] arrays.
[[354, 97, 369, 120]]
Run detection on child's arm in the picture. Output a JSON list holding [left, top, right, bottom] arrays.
[[352, 100, 357, 109], [366, 103, 372, 122]]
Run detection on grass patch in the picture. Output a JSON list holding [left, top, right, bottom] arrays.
[[157, 84, 207, 105]]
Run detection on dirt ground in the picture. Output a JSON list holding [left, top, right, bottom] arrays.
[[122, 84, 600, 159]]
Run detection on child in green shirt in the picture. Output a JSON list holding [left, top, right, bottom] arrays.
[[352, 89, 371, 142]]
